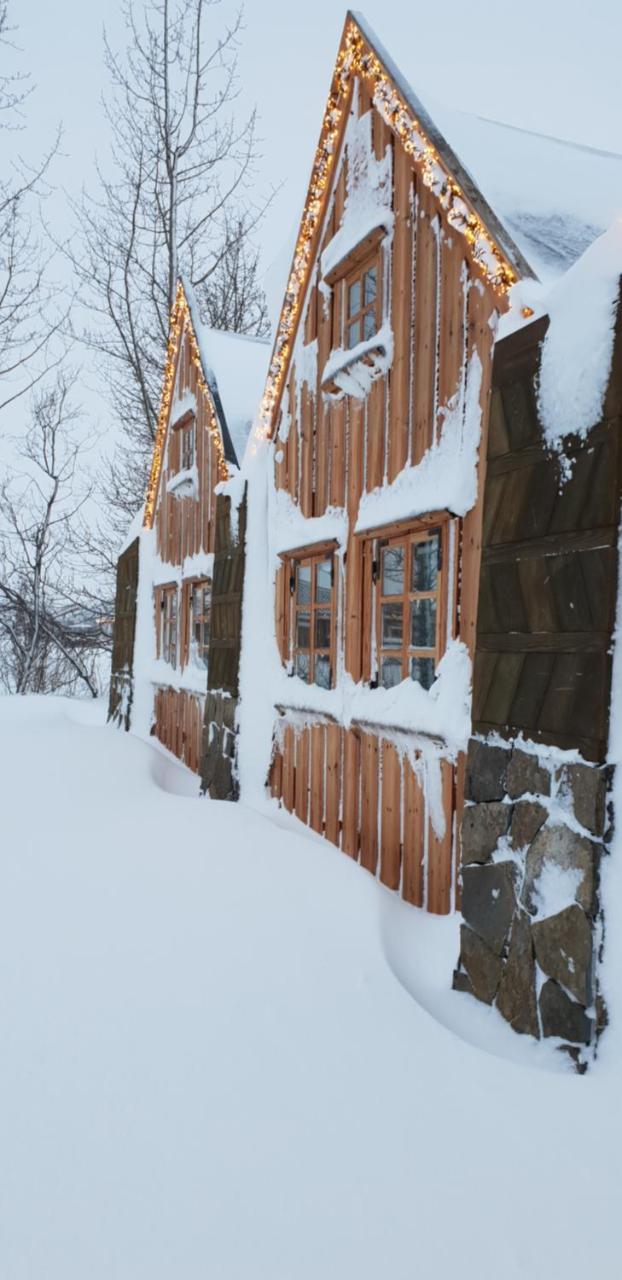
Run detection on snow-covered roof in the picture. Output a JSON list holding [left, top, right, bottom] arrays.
[[183, 279, 270, 466], [354, 12, 622, 283], [422, 103, 622, 283]]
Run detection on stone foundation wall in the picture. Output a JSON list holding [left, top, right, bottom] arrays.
[[454, 737, 610, 1062], [200, 690, 238, 800]]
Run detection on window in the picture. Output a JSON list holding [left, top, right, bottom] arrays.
[[189, 580, 211, 668], [180, 417, 195, 471], [287, 550, 336, 689], [158, 585, 178, 668], [345, 258, 379, 350], [375, 527, 443, 691]]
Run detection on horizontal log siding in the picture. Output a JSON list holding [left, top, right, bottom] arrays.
[[269, 78, 508, 911]]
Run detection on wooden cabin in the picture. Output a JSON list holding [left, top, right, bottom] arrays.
[[261, 13, 534, 914], [255, 13, 622, 935], [108, 279, 268, 775]]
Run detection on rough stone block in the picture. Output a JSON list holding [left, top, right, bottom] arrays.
[[531, 905, 592, 1006], [560, 763, 606, 837], [452, 970, 475, 997], [525, 826, 596, 916], [462, 802, 512, 864], [459, 924, 503, 1004], [539, 980, 593, 1045], [465, 740, 511, 803], [510, 800, 547, 850], [496, 910, 539, 1037], [461, 861, 518, 955], [506, 748, 551, 799]]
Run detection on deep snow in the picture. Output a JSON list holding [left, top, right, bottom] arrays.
[[1, 695, 620, 1279]]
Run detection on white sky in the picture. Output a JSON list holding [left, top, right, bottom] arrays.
[[19, 0, 622, 276], [6, 0, 622, 458]]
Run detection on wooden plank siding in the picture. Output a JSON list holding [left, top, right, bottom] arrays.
[[149, 308, 227, 773], [472, 302, 622, 762], [268, 75, 512, 914], [269, 722, 455, 915]]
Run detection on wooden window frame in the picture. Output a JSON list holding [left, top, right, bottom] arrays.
[[181, 577, 211, 670], [364, 519, 452, 691], [172, 409, 196, 473], [343, 253, 381, 351], [156, 584, 179, 669], [280, 543, 338, 689]]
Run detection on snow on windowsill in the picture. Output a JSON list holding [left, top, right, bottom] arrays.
[[355, 350, 483, 531], [272, 639, 472, 754], [320, 208, 394, 282], [268, 484, 348, 561], [170, 389, 197, 422], [166, 464, 198, 498], [151, 550, 214, 587], [148, 657, 208, 696], [322, 322, 394, 400]]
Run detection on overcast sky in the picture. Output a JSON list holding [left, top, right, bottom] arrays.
[[18, 0, 622, 280], [5, 0, 621, 459]]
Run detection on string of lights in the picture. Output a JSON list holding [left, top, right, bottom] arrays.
[[256, 17, 518, 443], [144, 282, 229, 529]]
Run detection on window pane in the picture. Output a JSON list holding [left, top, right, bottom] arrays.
[[316, 559, 332, 603], [348, 279, 360, 317], [411, 655, 436, 690], [296, 611, 311, 649], [297, 563, 312, 603], [295, 652, 310, 682], [315, 656, 331, 689], [315, 611, 331, 649], [382, 603, 403, 648], [347, 319, 360, 350], [363, 308, 376, 340], [380, 656, 402, 688], [364, 266, 377, 304], [411, 598, 437, 649], [382, 546, 404, 595], [412, 533, 440, 592]]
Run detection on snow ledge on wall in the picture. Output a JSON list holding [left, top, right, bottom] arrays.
[[355, 350, 483, 531], [538, 217, 622, 446]]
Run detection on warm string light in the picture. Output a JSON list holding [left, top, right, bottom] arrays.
[[255, 18, 518, 443], [144, 281, 229, 529]]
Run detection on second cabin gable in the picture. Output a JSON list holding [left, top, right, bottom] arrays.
[[146, 285, 232, 567]]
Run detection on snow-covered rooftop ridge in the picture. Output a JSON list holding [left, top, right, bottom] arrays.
[[181, 275, 270, 466], [352, 11, 622, 283]]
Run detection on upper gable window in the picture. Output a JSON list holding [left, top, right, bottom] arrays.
[[180, 417, 195, 472], [346, 258, 379, 349]]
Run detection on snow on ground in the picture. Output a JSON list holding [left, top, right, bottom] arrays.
[[1, 696, 621, 1279]]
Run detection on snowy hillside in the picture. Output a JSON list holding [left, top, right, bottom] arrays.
[[1, 696, 620, 1279]]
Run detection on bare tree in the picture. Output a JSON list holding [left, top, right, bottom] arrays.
[[0, 0, 64, 416], [0, 375, 109, 697], [68, 0, 271, 517]]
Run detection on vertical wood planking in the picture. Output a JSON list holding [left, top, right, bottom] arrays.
[[294, 727, 310, 824], [309, 724, 325, 834], [341, 729, 361, 859], [426, 757, 455, 915], [324, 723, 342, 847], [360, 732, 379, 874], [402, 759, 425, 906], [388, 146, 412, 481], [380, 740, 402, 889], [437, 235, 465, 434], [411, 185, 438, 463]]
